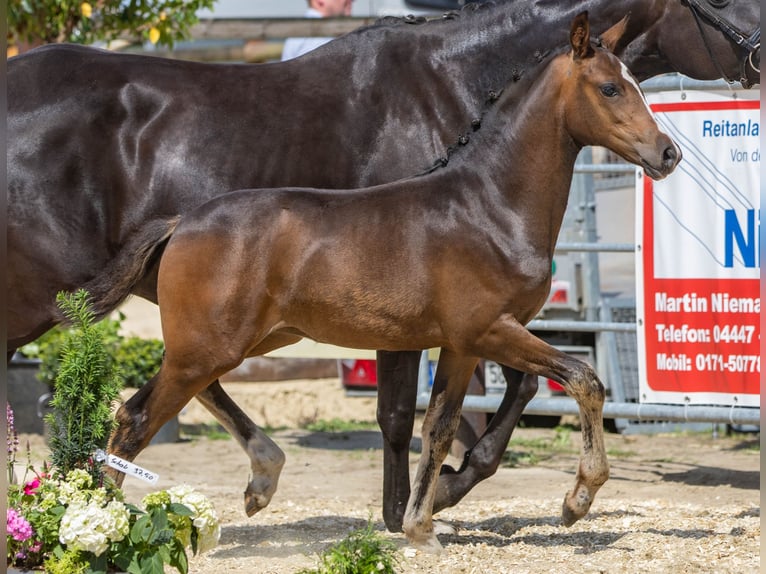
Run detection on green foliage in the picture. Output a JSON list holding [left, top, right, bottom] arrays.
[[26, 500, 67, 558], [20, 311, 163, 389], [181, 422, 231, 441], [116, 336, 165, 388], [303, 418, 379, 433], [108, 504, 193, 574], [43, 548, 89, 574], [298, 520, 400, 574], [503, 426, 576, 468], [8, 0, 216, 50], [44, 290, 124, 478]]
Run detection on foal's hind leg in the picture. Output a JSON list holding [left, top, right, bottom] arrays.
[[108, 356, 237, 486], [403, 349, 477, 552], [433, 367, 538, 513], [470, 314, 609, 526], [196, 382, 285, 516]]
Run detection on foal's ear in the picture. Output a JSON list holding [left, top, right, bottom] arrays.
[[599, 14, 630, 53], [570, 11, 594, 60]]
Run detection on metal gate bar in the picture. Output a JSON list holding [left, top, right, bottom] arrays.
[[414, 393, 759, 425]]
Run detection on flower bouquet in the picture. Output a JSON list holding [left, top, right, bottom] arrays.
[[6, 290, 220, 573], [7, 463, 220, 573]]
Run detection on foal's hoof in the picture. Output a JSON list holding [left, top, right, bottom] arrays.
[[561, 488, 593, 527], [433, 520, 458, 536], [404, 521, 453, 554], [244, 485, 272, 517], [406, 534, 444, 555]]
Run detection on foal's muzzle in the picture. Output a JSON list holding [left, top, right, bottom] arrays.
[[643, 136, 682, 180]]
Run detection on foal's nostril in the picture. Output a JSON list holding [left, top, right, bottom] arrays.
[[663, 146, 676, 162], [663, 144, 681, 167]]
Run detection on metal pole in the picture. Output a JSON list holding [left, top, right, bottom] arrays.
[[415, 393, 760, 425]]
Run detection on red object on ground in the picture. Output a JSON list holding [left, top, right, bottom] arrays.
[[339, 359, 377, 388]]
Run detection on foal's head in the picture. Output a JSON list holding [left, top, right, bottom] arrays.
[[558, 13, 681, 180]]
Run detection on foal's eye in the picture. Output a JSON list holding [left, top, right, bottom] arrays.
[[600, 83, 619, 97]]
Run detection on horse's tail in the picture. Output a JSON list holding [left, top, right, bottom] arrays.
[[65, 217, 181, 322]]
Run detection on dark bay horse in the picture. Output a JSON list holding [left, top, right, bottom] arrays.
[[106, 12, 680, 550], [7, 0, 758, 531]]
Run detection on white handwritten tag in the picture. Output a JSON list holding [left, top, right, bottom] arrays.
[[104, 452, 159, 485]]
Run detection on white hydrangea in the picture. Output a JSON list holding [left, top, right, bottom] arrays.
[[167, 485, 221, 553], [56, 469, 113, 509], [65, 468, 94, 489], [38, 490, 59, 511], [56, 469, 95, 505], [59, 499, 130, 556]]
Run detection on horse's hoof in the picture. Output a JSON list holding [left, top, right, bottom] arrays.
[[407, 535, 444, 555], [433, 520, 457, 536], [244, 485, 271, 517], [561, 488, 592, 527]]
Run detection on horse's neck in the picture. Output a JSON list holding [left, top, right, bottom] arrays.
[[471, 62, 580, 225], [412, 0, 645, 97]]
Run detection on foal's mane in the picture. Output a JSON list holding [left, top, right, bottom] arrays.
[[419, 45, 561, 174]]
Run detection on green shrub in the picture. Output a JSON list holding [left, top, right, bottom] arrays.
[[44, 290, 123, 477], [19, 308, 163, 389], [115, 337, 165, 388], [298, 520, 400, 574], [9, 0, 216, 50]]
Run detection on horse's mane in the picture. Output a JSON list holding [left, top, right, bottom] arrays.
[[418, 45, 560, 175], [364, 0, 495, 30]]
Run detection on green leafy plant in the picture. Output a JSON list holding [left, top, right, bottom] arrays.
[[7, 291, 220, 573], [114, 336, 165, 389], [44, 290, 123, 479], [303, 418, 379, 433], [7, 464, 220, 573], [502, 426, 577, 468], [298, 520, 400, 574], [8, 0, 216, 51], [109, 484, 219, 574], [20, 311, 164, 390]]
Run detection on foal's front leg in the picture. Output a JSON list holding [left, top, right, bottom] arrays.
[[403, 349, 477, 552], [433, 367, 538, 513], [471, 314, 609, 526]]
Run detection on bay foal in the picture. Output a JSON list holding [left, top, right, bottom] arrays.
[[10, 0, 756, 531], [108, 13, 680, 550]]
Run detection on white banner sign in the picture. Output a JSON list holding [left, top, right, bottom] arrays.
[[636, 89, 759, 407]]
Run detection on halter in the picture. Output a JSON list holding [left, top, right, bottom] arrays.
[[682, 0, 760, 88]]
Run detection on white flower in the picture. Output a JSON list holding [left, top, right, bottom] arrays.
[[59, 499, 129, 556], [65, 468, 94, 489], [167, 485, 221, 553], [56, 469, 95, 505]]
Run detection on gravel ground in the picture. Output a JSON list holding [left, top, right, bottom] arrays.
[[14, 378, 760, 573]]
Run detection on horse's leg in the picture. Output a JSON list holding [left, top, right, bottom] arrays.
[[403, 348, 476, 552], [133, 279, 285, 515], [376, 349, 421, 533], [107, 354, 236, 487], [433, 367, 538, 513], [470, 315, 609, 526], [195, 381, 285, 516]]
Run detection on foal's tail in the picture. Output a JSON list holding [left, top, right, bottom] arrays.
[[61, 217, 180, 322]]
